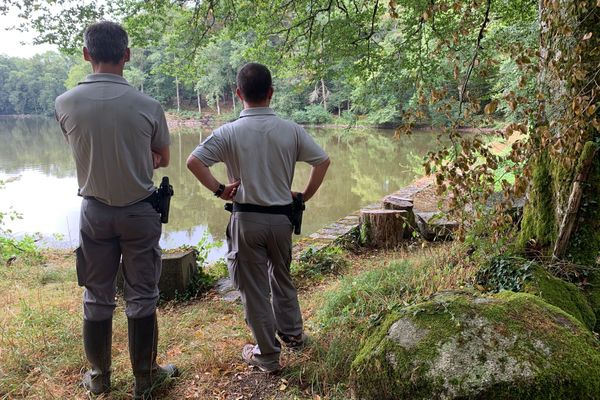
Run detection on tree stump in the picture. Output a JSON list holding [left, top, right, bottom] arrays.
[[382, 195, 416, 238], [360, 209, 407, 248]]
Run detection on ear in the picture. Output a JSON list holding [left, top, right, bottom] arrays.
[[123, 48, 131, 63], [236, 87, 244, 101], [267, 86, 274, 100], [83, 47, 92, 61]]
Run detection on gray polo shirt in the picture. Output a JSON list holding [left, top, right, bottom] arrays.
[[55, 73, 171, 206], [191, 107, 329, 206]]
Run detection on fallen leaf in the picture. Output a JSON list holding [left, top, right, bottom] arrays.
[[583, 32, 593, 40]]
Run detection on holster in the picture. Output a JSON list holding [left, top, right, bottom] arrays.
[[154, 176, 174, 224]]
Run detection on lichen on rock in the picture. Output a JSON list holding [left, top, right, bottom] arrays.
[[350, 291, 600, 400]]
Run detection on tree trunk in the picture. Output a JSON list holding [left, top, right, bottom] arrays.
[[216, 93, 221, 115], [175, 76, 180, 112], [232, 88, 236, 113], [321, 78, 327, 111], [520, 0, 600, 264], [553, 143, 599, 259], [197, 89, 202, 114], [359, 209, 407, 248]]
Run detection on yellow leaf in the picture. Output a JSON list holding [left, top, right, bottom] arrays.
[[583, 32, 593, 40], [597, 0, 600, 7], [279, 383, 287, 391], [484, 100, 498, 115]]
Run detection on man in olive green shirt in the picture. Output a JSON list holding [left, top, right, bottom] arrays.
[[187, 63, 330, 373], [55, 21, 177, 399]]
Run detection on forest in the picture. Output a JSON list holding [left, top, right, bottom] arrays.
[[0, 0, 536, 128]]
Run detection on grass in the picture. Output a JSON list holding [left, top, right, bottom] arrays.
[[0, 241, 477, 399]]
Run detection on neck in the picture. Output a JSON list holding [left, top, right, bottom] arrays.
[[243, 100, 270, 109], [91, 62, 124, 76]]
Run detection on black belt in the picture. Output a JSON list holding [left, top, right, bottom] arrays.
[[83, 192, 157, 206], [230, 202, 293, 215]]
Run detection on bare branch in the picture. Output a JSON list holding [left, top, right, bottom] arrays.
[[458, 0, 492, 116]]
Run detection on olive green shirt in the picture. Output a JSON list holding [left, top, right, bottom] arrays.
[[55, 73, 170, 206], [191, 107, 328, 206]]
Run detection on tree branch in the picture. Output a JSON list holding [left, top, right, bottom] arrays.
[[458, 0, 492, 116]]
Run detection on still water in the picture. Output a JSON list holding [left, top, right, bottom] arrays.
[[0, 116, 440, 260]]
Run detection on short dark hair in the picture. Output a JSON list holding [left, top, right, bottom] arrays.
[[236, 63, 272, 103], [83, 21, 128, 64]]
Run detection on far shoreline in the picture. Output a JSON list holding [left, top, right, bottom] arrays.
[[164, 113, 499, 135], [0, 113, 499, 135]]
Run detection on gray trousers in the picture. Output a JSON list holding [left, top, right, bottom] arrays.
[[227, 212, 303, 363], [76, 198, 162, 321]]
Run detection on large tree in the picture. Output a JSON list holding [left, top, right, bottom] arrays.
[[520, 0, 599, 264]]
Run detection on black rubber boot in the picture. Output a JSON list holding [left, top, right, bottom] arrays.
[[128, 313, 179, 399], [82, 318, 112, 395]]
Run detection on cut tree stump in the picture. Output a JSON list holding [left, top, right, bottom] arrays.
[[117, 249, 198, 301], [415, 211, 458, 241], [382, 195, 416, 238], [360, 209, 407, 248]]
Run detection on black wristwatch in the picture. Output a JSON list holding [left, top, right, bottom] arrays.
[[213, 183, 225, 197]]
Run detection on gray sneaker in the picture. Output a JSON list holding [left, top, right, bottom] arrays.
[[241, 344, 282, 373]]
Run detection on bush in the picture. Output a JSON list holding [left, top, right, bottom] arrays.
[[172, 232, 224, 302], [291, 105, 333, 125], [475, 255, 534, 293], [293, 246, 348, 282]]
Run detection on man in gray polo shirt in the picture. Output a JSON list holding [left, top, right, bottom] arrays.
[[55, 21, 177, 398], [187, 63, 330, 372]]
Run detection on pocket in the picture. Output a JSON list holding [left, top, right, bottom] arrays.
[[75, 246, 86, 286], [226, 251, 241, 290]]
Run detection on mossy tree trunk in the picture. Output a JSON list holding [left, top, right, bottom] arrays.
[[520, 0, 600, 265]]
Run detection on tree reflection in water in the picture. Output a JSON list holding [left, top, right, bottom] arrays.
[[0, 117, 441, 259]]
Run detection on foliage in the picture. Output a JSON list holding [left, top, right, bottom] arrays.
[[0, 182, 42, 265], [291, 105, 333, 125], [475, 255, 534, 293], [172, 232, 223, 302], [293, 245, 348, 282], [0, 53, 72, 115]]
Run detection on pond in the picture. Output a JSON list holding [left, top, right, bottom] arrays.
[[0, 116, 442, 261]]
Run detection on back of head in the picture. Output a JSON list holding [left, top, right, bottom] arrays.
[[84, 21, 128, 65], [236, 63, 272, 103]]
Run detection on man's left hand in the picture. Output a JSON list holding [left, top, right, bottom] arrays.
[[220, 180, 240, 200]]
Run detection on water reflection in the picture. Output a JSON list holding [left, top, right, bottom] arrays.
[[0, 116, 442, 260]]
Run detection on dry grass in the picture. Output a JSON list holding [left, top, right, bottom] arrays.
[[0, 241, 476, 399]]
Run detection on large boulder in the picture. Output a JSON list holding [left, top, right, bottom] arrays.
[[350, 291, 600, 400]]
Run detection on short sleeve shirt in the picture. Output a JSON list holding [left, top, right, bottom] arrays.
[[55, 73, 171, 206], [191, 107, 329, 206]]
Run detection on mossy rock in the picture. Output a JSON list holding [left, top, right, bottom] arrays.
[[523, 266, 596, 331], [585, 271, 600, 332], [350, 291, 600, 400]]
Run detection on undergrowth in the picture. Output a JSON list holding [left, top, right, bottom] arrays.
[[172, 232, 227, 302], [287, 243, 477, 396], [292, 246, 349, 285]]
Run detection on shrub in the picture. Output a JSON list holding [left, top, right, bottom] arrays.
[[293, 246, 348, 282], [291, 105, 333, 125]]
